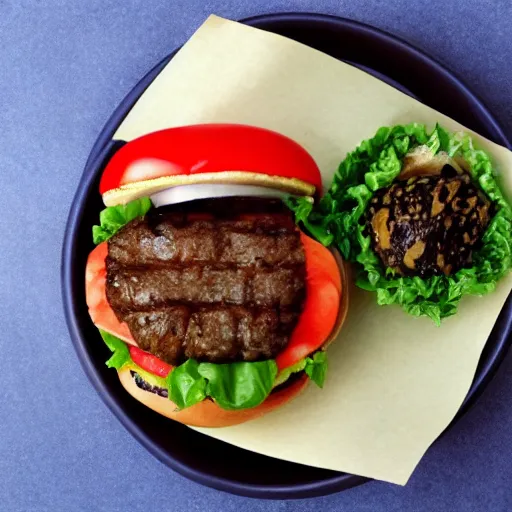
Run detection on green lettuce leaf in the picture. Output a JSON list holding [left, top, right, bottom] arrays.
[[287, 123, 512, 323], [92, 197, 152, 244], [304, 351, 328, 388], [167, 359, 207, 410], [275, 352, 329, 388], [274, 359, 307, 387], [99, 330, 131, 369], [284, 196, 333, 246], [199, 360, 278, 410], [165, 359, 278, 410]]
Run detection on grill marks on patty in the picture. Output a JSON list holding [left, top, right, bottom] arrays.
[[367, 165, 493, 277], [121, 306, 297, 363], [107, 215, 305, 267], [106, 264, 303, 311], [106, 210, 306, 365]]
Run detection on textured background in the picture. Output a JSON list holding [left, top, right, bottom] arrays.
[[1, 1, 511, 510]]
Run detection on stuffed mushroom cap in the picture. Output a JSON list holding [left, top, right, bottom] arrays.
[[367, 163, 493, 277]]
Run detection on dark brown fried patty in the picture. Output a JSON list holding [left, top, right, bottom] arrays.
[[367, 165, 493, 277], [106, 206, 306, 365]]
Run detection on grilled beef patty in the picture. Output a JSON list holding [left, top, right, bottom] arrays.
[[367, 165, 493, 277], [106, 200, 306, 365]]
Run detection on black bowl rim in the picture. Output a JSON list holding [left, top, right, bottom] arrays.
[[62, 12, 512, 499]]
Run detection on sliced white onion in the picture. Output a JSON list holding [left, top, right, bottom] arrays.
[[150, 183, 292, 208], [399, 146, 466, 180]]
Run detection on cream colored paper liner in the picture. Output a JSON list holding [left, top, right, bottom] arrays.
[[113, 15, 512, 485]]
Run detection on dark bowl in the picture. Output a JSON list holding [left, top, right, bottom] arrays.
[[62, 12, 512, 499]]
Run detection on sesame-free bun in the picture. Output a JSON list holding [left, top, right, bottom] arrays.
[[118, 367, 309, 428], [100, 124, 322, 206]]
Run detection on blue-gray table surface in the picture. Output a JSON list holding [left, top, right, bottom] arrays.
[[2, 1, 511, 510]]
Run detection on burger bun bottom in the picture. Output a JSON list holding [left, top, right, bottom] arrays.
[[118, 367, 309, 428]]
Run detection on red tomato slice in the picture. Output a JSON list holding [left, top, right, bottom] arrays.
[[275, 233, 341, 370], [86, 232, 341, 377], [129, 346, 172, 378], [99, 124, 322, 194], [85, 243, 135, 345], [302, 233, 342, 295]]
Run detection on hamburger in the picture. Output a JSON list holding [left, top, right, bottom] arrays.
[[85, 124, 348, 427], [288, 123, 511, 323]]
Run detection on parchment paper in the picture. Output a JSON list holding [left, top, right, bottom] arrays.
[[113, 15, 512, 485]]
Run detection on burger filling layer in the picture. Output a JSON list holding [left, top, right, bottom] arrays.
[[105, 199, 306, 366], [131, 370, 168, 398]]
